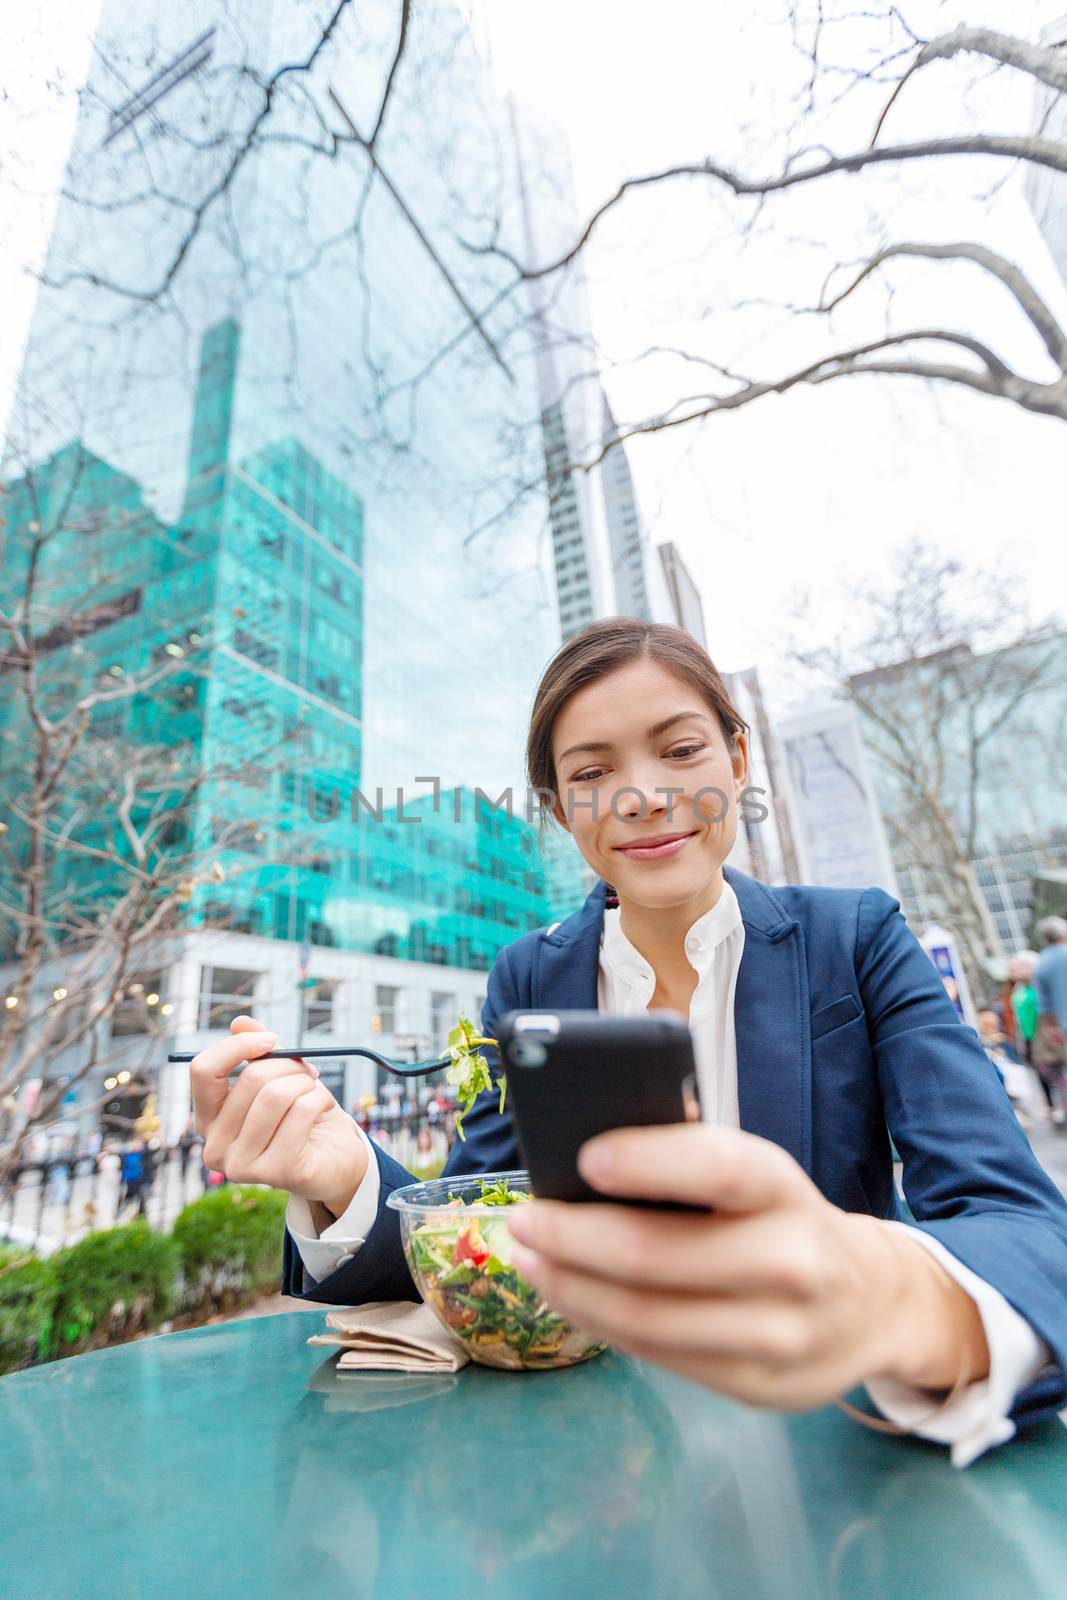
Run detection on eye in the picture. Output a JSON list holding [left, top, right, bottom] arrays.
[[571, 766, 606, 783], [667, 743, 705, 759]]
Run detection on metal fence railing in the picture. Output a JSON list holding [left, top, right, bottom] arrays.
[[0, 1148, 209, 1253], [354, 1108, 456, 1177], [1, 1109, 459, 1253]]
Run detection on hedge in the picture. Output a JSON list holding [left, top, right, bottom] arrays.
[[0, 1245, 58, 1373], [172, 1185, 289, 1315], [0, 1184, 289, 1377], [47, 1223, 181, 1360]]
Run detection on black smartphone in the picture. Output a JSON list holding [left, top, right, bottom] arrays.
[[495, 1008, 704, 1209]]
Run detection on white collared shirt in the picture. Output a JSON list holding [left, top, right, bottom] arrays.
[[289, 878, 1053, 1466]]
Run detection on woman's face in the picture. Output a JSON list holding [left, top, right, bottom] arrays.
[[549, 658, 748, 908]]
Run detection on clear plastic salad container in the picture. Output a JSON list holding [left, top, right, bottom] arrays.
[[387, 1171, 606, 1371]]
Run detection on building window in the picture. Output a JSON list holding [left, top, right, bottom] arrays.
[[111, 972, 166, 1037], [372, 984, 399, 1035], [233, 628, 280, 669], [198, 966, 258, 1030], [430, 990, 455, 1047], [302, 979, 336, 1038]]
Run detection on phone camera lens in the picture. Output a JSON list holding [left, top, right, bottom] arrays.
[[508, 1038, 547, 1068]]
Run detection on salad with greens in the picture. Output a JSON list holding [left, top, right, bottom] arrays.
[[444, 1008, 504, 1140], [404, 1178, 605, 1370]]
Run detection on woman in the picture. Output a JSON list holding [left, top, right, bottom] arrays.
[[190, 619, 1067, 1466]]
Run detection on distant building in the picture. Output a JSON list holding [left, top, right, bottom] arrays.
[[510, 103, 614, 639], [722, 668, 800, 886], [847, 633, 1067, 954], [0, 0, 592, 1132], [1032, 869, 1067, 936], [659, 542, 708, 645], [510, 104, 702, 638], [1026, 16, 1067, 283], [599, 396, 678, 625]]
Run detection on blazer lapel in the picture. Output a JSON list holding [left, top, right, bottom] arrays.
[[725, 866, 812, 1174], [536, 877, 606, 1010], [533, 868, 812, 1175]]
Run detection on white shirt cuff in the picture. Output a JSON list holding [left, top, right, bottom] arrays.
[[285, 1121, 382, 1287], [864, 1222, 1054, 1468]]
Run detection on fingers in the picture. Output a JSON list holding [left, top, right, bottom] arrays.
[[253, 1082, 337, 1180], [203, 1054, 317, 1158], [190, 1025, 279, 1132], [576, 1124, 806, 1213], [506, 1201, 825, 1299], [225, 1074, 325, 1172], [231, 1014, 272, 1034], [509, 1243, 809, 1365]]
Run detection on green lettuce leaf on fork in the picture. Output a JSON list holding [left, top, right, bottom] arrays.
[[445, 1008, 505, 1140]]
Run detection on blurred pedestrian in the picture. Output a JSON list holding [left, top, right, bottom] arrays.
[[1033, 918, 1067, 1126], [46, 1136, 75, 1211], [410, 1122, 442, 1181], [976, 1011, 1035, 1128], [177, 1118, 200, 1184], [120, 1141, 147, 1218], [1008, 952, 1040, 1064], [977, 1009, 1010, 1059], [142, 1136, 162, 1211]]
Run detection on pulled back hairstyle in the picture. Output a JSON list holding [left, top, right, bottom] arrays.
[[526, 616, 749, 839]]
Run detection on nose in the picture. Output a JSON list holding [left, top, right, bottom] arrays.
[[610, 761, 673, 823]]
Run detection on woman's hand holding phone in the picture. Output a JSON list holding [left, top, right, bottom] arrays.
[[189, 1015, 368, 1219], [504, 1123, 991, 1410]]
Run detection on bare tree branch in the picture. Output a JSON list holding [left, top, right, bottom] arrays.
[[466, 140, 1067, 286], [821, 244, 1067, 371], [871, 25, 1067, 147]]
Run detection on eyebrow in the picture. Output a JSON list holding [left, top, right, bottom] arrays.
[[558, 711, 713, 764]]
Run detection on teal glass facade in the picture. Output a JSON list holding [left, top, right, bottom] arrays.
[[1, 0, 589, 975]]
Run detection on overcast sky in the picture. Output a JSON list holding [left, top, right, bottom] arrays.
[[481, 0, 1067, 694], [2, 0, 1065, 707]]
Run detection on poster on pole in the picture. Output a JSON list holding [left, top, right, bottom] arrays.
[[920, 923, 978, 1030], [777, 702, 899, 894]]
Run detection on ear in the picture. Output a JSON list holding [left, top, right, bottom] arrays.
[[731, 732, 750, 790]]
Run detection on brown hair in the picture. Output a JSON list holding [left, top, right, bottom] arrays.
[[526, 616, 749, 837]]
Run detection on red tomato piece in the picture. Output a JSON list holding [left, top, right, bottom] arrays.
[[453, 1223, 489, 1268]]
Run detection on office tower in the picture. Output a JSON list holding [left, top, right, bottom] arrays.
[[511, 103, 691, 639], [844, 634, 1067, 960], [721, 668, 800, 886], [1026, 16, 1067, 283], [599, 395, 677, 626], [509, 103, 614, 639], [0, 0, 591, 1123], [658, 542, 708, 646]]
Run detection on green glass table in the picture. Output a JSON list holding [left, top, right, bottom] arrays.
[[3, 1308, 1066, 1600]]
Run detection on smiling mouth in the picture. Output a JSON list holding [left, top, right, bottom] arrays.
[[613, 832, 696, 859]]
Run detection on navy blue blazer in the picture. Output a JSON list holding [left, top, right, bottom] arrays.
[[282, 867, 1067, 1427]]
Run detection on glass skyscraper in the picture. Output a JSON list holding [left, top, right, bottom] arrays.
[[512, 105, 692, 643], [1, 0, 591, 1125]]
